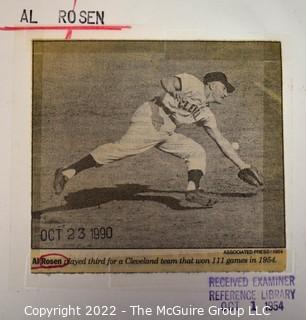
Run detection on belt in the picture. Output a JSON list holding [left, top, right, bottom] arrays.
[[151, 96, 176, 123]]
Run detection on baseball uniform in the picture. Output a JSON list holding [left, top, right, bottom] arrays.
[[90, 73, 217, 174]]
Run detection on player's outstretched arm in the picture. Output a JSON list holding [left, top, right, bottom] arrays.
[[204, 125, 250, 170], [205, 124, 264, 187]]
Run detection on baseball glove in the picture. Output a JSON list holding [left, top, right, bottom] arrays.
[[238, 167, 264, 187]]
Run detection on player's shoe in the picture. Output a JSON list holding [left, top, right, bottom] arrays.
[[53, 168, 68, 195], [185, 189, 217, 208]]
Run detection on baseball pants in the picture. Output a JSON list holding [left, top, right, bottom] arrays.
[[90, 101, 207, 174]]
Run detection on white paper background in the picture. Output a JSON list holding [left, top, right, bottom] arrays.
[[0, 0, 305, 319]]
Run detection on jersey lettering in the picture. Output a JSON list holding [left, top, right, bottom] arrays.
[[192, 108, 201, 119], [178, 99, 201, 119], [161, 73, 214, 125]]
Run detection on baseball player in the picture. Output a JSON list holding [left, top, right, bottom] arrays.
[[53, 72, 263, 207]]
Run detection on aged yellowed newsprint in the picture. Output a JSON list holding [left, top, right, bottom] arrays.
[[31, 41, 285, 273]]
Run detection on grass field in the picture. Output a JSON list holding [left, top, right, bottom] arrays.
[[32, 41, 285, 249]]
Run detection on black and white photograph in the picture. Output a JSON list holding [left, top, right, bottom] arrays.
[[31, 41, 285, 258]]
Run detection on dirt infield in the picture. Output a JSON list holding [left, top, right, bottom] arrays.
[[32, 41, 284, 249]]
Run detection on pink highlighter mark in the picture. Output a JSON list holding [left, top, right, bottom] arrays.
[[0, 25, 131, 31], [65, 0, 78, 39]]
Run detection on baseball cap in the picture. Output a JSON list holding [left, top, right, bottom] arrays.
[[203, 72, 235, 93]]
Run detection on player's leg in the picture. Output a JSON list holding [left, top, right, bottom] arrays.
[[157, 133, 207, 190], [54, 104, 165, 195], [53, 154, 97, 195], [157, 133, 217, 207]]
